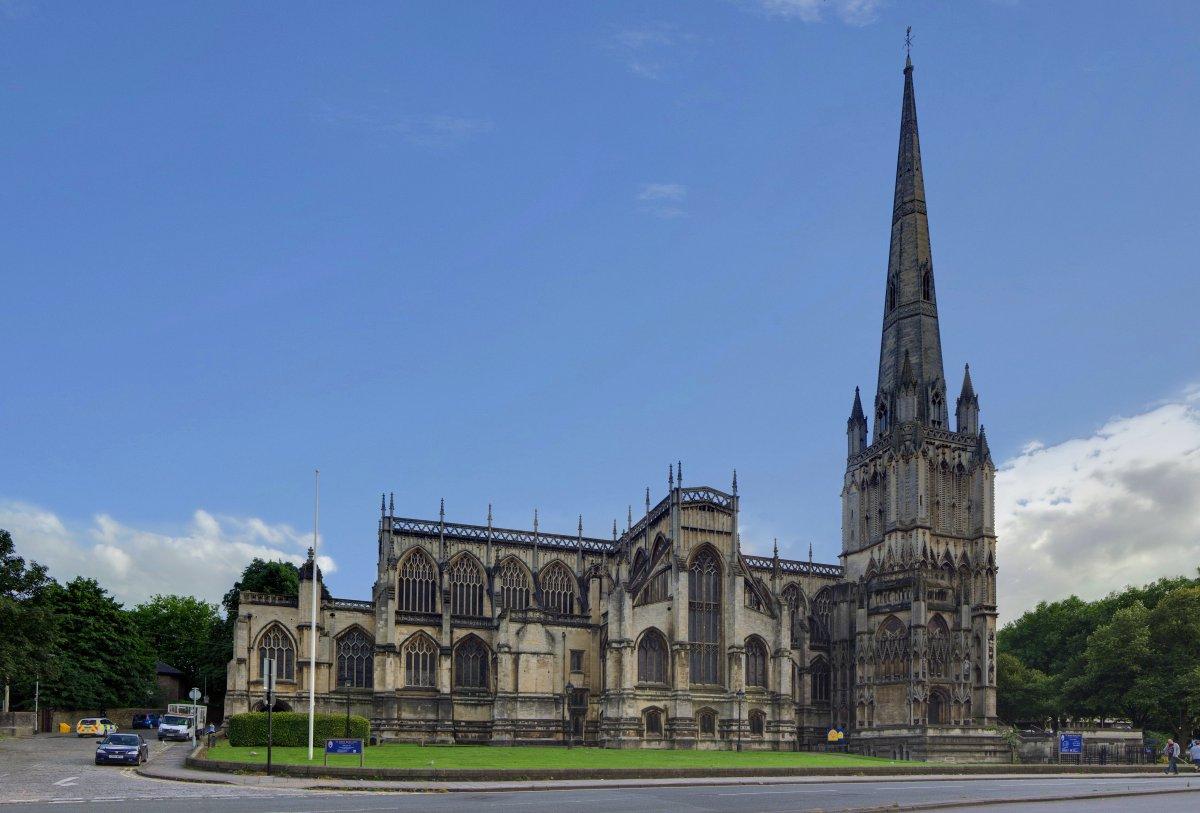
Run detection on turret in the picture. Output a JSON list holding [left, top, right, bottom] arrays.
[[847, 387, 868, 456], [955, 363, 979, 435]]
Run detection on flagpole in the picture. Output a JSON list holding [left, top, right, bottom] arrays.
[[307, 468, 319, 761]]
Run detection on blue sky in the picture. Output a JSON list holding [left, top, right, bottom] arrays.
[[3, 1, 1198, 617]]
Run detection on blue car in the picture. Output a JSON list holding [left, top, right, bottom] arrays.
[[131, 713, 160, 730], [95, 733, 149, 765]]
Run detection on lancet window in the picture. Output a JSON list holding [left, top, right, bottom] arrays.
[[927, 615, 950, 679], [449, 555, 485, 617], [877, 616, 909, 681], [454, 635, 489, 690], [495, 559, 531, 611], [637, 628, 668, 685], [403, 634, 437, 688], [540, 562, 577, 615], [335, 627, 373, 688], [810, 657, 830, 703], [745, 637, 768, 689], [688, 548, 721, 684], [258, 625, 295, 681], [398, 549, 438, 613]]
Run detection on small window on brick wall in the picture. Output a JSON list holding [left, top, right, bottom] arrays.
[[570, 649, 584, 673]]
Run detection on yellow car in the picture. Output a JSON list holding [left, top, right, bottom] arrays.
[[76, 718, 118, 738]]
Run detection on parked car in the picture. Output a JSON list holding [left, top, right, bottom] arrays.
[[157, 713, 195, 742], [95, 733, 149, 765], [76, 718, 118, 738], [131, 712, 161, 730]]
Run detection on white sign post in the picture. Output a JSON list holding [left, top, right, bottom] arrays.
[[188, 687, 201, 747]]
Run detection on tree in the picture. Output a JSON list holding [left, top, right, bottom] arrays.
[[0, 529, 58, 703], [39, 578, 155, 710], [221, 559, 300, 622], [1141, 586, 1200, 737], [131, 595, 224, 700], [996, 652, 1054, 725], [1062, 602, 1152, 724]]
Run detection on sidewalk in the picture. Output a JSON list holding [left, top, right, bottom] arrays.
[[137, 745, 1189, 794]]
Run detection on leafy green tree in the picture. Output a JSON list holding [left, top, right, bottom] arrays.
[[221, 558, 300, 621], [1141, 586, 1200, 737], [39, 578, 155, 710], [996, 652, 1055, 725], [0, 529, 58, 702], [131, 594, 224, 697], [1063, 602, 1152, 723]]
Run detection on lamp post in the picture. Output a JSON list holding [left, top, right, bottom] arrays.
[[564, 681, 574, 749], [735, 690, 745, 752]]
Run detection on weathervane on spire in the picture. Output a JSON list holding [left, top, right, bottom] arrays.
[[905, 26, 913, 58]]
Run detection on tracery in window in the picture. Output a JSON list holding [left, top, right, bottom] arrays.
[[335, 627, 373, 688], [927, 615, 950, 679], [403, 633, 437, 688], [688, 548, 721, 684], [876, 615, 909, 681], [810, 656, 831, 703], [398, 549, 438, 613], [453, 635, 490, 690], [637, 628, 669, 685], [258, 625, 295, 681], [495, 558, 531, 611], [540, 561, 577, 615], [745, 636, 768, 689], [782, 584, 807, 647], [449, 555, 485, 617]]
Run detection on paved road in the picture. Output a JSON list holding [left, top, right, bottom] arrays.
[[2, 735, 1199, 812]]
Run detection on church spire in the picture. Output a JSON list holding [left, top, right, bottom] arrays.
[[876, 54, 947, 434]]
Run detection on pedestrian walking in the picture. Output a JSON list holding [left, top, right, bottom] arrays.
[[1188, 739, 1200, 772], [1162, 738, 1180, 775]]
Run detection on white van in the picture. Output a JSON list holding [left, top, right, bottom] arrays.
[[157, 713, 195, 742]]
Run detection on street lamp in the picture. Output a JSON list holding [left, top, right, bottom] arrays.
[[564, 682, 574, 749], [735, 690, 745, 753]]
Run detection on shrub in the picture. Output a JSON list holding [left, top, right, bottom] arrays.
[[227, 712, 370, 747]]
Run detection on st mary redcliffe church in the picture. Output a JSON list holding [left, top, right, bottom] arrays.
[[226, 57, 1005, 762]]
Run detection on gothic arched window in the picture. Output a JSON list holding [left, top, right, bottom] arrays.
[[403, 634, 437, 688], [810, 587, 833, 646], [398, 549, 438, 613], [540, 562, 577, 615], [745, 636, 768, 689], [888, 278, 897, 311], [454, 635, 490, 690], [810, 656, 830, 703], [495, 558, 531, 611], [782, 584, 806, 647], [336, 627, 374, 688], [637, 628, 669, 685], [928, 690, 947, 725], [922, 269, 932, 301], [749, 709, 766, 736], [697, 708, 717, 737], [688, 548, 721, 684], [449, 555, 485, 617], [258, 625, 295, 681], [643, 708, 663, 737]]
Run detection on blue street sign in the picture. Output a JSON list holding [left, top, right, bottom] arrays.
[[1059, 733, 1083, 754], [325, 738, 364, 755]]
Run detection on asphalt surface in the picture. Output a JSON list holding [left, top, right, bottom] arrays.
[[3, 734, 1199, 812]]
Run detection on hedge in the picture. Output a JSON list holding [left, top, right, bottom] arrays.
[[227, 712, 370, 747]]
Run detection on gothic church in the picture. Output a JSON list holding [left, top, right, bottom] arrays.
[[225, 57, 1004, 761]]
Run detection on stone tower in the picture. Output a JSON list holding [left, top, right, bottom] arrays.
[[839, 55, 1001, 761]]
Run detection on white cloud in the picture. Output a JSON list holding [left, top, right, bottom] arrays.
[[752, 0, 884, 25], [313, 103, 493, 148], [0, 502, 335, 610], [637, 182, 688, 218], [996, 393, 1200, 623], [606, 25, 698, 79]]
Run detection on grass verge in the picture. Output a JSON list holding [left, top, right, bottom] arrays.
[[206, 742, 907, 770]]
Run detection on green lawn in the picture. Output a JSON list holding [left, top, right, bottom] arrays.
[[207, 742, 906, 770]]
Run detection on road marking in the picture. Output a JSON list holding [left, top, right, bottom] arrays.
[[51, 778, 79, 787]]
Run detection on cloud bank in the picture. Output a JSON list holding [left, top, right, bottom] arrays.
[[995, 392, 1200, 623], [0, 502, 335, 610], [753, 0, 884, 26], [637, 182, 688, 218]]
